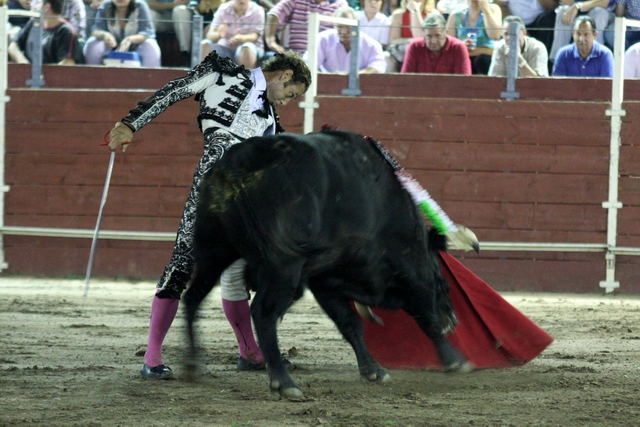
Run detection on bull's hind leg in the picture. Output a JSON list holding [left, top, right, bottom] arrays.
[[308, 280, 390, 384], [249, 263, 305, 400]]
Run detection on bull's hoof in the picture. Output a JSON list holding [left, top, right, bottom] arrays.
[[280, 386, 305, 401], [270, 379, 305, 401], [445, 360, 474, 374], [361, 368, 391, 383]]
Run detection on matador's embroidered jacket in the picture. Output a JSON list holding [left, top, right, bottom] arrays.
[[121, 52, 284, 140]]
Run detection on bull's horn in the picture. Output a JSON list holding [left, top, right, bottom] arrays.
[[446, 225, 480, 253], [354, 302, 384, 325]]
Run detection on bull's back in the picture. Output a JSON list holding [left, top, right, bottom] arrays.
[[197, 130, 422, 265]]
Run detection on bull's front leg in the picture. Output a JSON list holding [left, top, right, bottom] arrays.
[[250, 264, 305, 401], [403, 290, 474, 373], [309, 283, 390, 384]]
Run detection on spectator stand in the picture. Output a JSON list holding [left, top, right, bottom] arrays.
[[1, 8, 640, 293]]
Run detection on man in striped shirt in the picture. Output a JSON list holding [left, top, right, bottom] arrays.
[[266, 0, 349, 53]]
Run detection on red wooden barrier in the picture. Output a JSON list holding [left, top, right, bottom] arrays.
[[4, 65, 640, 293]]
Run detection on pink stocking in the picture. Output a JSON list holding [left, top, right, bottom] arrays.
[[222, 299, 264, 363], [144, 292, 180, 367]]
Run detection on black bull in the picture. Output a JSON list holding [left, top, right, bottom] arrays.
[[183, 129, 471, 400]]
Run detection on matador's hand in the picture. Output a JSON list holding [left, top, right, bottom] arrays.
[[108, 122, 133, 152]]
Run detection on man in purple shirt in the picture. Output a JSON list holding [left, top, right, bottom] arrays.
[[549, 0, 615, 62], [266, 0, 349, 54], [553, 16, 613, 77], [311, 6, 386, 74]]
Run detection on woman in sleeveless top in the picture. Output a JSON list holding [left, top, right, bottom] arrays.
[[386, 0, 436, 72], [446, 0, 501, 75]]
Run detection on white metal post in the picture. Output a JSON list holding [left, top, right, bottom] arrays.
[[0, 7, 11, 271], [300, 13, 358, 134], [601, 17, 629, 293], [300, 13, 320, 134]]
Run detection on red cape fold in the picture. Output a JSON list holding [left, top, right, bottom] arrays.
[[361, 251, 554, 370]]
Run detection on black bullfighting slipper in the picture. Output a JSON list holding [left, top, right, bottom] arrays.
[[140, 363, 174, 379], [237, 357, 295, 372]]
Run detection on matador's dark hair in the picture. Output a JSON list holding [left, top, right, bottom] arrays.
[[261, 51, 312, 92]]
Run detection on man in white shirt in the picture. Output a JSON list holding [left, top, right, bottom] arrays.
[[624, 40, 640, 78], [489, 15, 550, 77]]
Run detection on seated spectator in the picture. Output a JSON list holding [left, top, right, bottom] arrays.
[[200, 0, 265, 68], [146, 0, 193, 57], [307, 6, 386, 73], [63, 0, 87, 39], [387, 0, 437, 72], [356, 0, 391, 49], [173, 0, 223, 61], [401, 13, 471, 74], [549, 0, 615, 62], [605, 0, 640, 50], [494, 0, 558, 55], [8, 0, 85, 65], [31, 0, 87, 39], [84, 0, 161, 68], [7, 0, 33, 42], [488, 15, 549, 77], [266, 0, 349, 54], [446, 0, 502, 75], [85, 0, 105, 39], [553, 15, 613, 76], [624, 40, 640, 77]]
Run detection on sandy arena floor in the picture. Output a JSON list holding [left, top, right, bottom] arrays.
[[1, 277, 639, 427]]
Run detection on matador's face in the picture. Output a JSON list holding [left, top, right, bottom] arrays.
[[265, 70, 306, 107]]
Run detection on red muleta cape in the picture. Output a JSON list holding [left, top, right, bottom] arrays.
[[361, 251, 554, 370]]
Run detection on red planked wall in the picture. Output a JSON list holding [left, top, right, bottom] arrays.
[[4, 65, 640, 293]]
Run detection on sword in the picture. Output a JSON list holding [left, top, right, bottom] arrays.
[[83, 132, 123, 297]]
